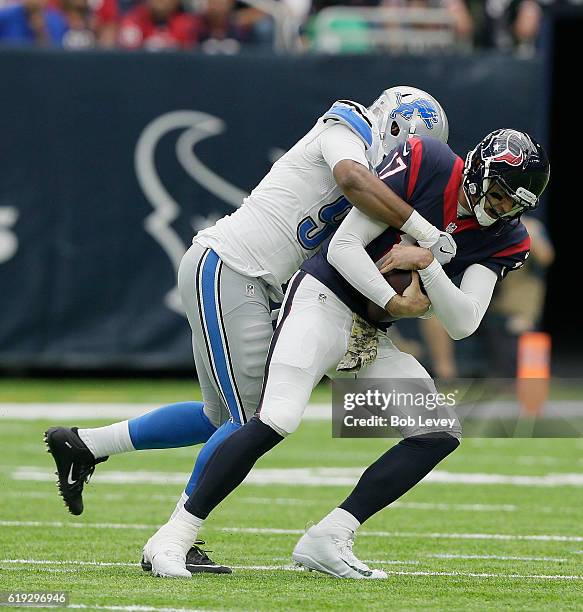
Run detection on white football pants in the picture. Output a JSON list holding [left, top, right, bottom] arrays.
[[258, 271, 461, 439]]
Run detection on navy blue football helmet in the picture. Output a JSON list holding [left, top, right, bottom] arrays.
[[463, 129, 550, 227]]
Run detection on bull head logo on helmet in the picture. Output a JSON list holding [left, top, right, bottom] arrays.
[[482, 130, 526, 167]]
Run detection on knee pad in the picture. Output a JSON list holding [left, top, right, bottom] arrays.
[[255, 363, 315, 436], [258, 396, 306, 436]]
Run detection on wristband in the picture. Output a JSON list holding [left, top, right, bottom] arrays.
[[400, 210, 440, 245]]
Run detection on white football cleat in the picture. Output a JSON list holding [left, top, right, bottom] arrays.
[[292, 524, 387, 580], [143, 534, 192, 579]]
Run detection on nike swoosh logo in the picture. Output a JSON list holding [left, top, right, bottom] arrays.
[[341, 559, 372, 577], [67, 464, 77, 485], [402, 143, 410, 157], [439, 246, 453, 255]]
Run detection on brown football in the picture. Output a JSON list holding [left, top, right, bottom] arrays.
[[366, 270, 414, 323]]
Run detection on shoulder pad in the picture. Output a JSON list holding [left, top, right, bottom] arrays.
[[321, 100, 375, 149]]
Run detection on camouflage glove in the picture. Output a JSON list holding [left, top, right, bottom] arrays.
[[336, 313, 378, 373]]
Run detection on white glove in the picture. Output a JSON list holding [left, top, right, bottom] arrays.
[[419, 232, 457, 266]]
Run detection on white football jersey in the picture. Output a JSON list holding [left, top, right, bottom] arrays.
[[195, 100, 382, 301]]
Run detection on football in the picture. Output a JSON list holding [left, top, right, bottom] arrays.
[[366, 269, 414, 323]]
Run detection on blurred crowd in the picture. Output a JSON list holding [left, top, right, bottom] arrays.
[[0, 0, 560, 53], [0, 0, 276, 50]]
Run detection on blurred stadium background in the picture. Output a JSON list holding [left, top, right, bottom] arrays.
[[1, 3, 582, 610]]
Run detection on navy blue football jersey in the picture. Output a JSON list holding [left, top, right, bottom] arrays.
[[301, 136, 531, 326]]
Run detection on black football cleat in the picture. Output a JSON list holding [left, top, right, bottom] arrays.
[[141, 541, 232, 575], [44, 427, 108, 516]]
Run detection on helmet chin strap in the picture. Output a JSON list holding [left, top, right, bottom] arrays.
[[408, 111, 420, 138], [474, 199, 498, 227], [369, 105, 391, 164], [462, 177, 497, 227], [379, 105, 391, 143], [463, 154, 498, 227], [366, 104, 388, 166], [374, 97, 420, 155], [369, 97, 391, 147]]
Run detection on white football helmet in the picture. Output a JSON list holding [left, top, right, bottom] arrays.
[[369, 86, 449, 158]]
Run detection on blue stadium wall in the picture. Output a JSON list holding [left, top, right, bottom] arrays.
[[0, 49, 547, 369]]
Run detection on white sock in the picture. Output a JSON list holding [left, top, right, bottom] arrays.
[[157, 508, 204, 553], [170, 492, 189, 520], [173, 507, 204, 531], [318, 507, 361, 534], [78, 421, 135, 459]]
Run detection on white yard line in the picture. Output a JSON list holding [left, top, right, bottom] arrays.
[[272, 557, 421, 565], [516, 456, 563, 466], [428, 554, 568, 562], [0, 520, 157, 530], [363, 560, 421, 565], [0, 403, 331, 421], [69, 606, 211, 612], [4, 401, 583, 421], [219, 527, 583, 542], [240, 496, 317, 506], [1, 491, 181, 503], [2, 521, 581, 543], [421, 471, 583, 487], [0, 403, 164, 420], [1, 559, 141, 567], [391, 501, 518, 512], [12, 491, 580, 514], [0, 566, 83, 574], [0, 559, 581, 581], [11, 466, 583, 487], [382, 570, 583, 580], [240, 497, 518, 512]]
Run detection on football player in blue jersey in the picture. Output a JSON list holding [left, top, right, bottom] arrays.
[[141, 128, 549, 579]]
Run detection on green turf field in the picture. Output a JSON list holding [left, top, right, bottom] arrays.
[[1, 384, 582, 610], [0, 379, 334, 404], [2, 377, 583, 402]]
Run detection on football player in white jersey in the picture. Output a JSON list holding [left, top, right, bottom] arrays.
[[45, 87, 453, 574]]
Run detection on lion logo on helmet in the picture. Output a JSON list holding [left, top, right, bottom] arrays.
[[389, 92, 439, 130]]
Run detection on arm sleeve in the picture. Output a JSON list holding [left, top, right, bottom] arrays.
[[319, 124, 370, 171], [418, 260, 497, 340], [327, 207, 397, 308]]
